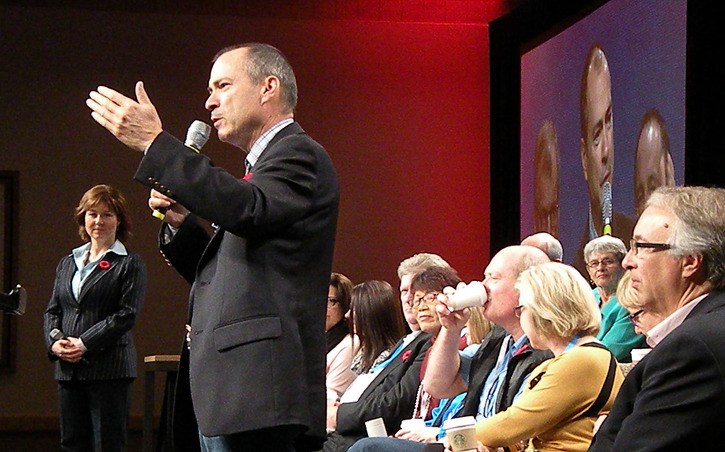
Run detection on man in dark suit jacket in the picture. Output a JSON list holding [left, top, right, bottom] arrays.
[[87, 43, 339, 451], [590, 186, 725, 450]]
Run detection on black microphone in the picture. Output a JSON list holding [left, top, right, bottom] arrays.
[[0, 285, 26, 315], [152, 120, 212, 221], [602, 181, 613, 236], [49, 328, 90, 365]]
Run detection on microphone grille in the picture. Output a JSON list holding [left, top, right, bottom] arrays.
[[602, 181, 613, 222], [185, 120, 212, 151]]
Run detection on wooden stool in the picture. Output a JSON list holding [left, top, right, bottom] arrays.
[[143, 355, 180, 452]]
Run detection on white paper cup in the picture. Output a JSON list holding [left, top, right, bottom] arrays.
[[630, 348, 651, 363], [444, 281, 487, 311], [400, 418, 426, 432], [365, 417, 387, 437], [443, 416, 478, 451]]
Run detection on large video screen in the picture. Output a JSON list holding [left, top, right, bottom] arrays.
[[518, 0, 686, 274]]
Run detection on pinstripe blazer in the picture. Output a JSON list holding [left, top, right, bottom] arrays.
[[43, 249, 147, 381]]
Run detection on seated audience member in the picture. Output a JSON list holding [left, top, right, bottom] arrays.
[[590, 186, 725, 451], [468, 262, 623, 451], [615, 271, 662, 339], [322, 280, 432, 451], [584, 236, 645, 361], [463, 305, 493, 349], [397, 253, 453, 334], [346, 281, 407, 377], [326, 273, 359, 402], [521, 232, 564, 262], [350, 245, 552, 452], [373, 306, 493, 448], [404, 267, 463, 423]]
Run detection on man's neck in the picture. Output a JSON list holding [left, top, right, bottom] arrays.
[[506, 324, 524, 341], [671, 283, 713, 314]]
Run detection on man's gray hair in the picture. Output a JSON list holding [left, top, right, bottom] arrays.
[[521, 232, 564, 262], [214, 42, 298, 114], [647, 186, 725, 289], [397, 253, 451, 279]]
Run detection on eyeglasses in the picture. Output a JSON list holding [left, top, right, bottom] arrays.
[[586, 258, 618, 269], [628, 308, 644, 325], [411, 292, 440, 309], [630, 239, 672, 256], [513, 305, 525, 318], [327, 297, 340, 306]]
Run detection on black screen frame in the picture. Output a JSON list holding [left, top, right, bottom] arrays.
[[488, 0, 724, 255]]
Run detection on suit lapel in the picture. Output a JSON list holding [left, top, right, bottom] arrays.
[[370, 332, 429, 383], [78, 254, 119, 302]]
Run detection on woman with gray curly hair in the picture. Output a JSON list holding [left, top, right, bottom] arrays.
[[583, 236, 645, 362]]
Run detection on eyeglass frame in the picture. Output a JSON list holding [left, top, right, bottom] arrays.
[[627, 308, 645, 325], [629, 239, 672, 256], [513, 305, 525, 318], [585, 257, 619, 269], [410, 291, 441, 309], [327, 297, 340, 306]]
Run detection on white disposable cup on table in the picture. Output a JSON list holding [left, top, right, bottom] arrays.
[[400, 418, 426, 432], [365, 417, 387, 437], [442, 281, 487, 311], [443, 416, 478, 451], [630, 348, 651, 363]]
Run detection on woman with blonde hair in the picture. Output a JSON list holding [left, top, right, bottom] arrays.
[[472, 262, 623, 452], [616, 271, 663, 338]]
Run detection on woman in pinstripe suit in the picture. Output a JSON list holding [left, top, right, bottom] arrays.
[[44, 184, 147, 452]]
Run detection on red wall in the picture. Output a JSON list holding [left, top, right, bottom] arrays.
[[0, 5, 490, 419]]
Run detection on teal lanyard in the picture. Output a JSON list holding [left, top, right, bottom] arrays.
[[564, 334, 583, 352], [370, 340, 405, 373]]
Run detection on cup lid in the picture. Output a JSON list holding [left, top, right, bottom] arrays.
[[443, 416, 476, 430]]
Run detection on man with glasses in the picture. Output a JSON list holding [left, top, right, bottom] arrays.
[[590, 186, 725, 450]]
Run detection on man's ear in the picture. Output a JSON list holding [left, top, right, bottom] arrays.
[[681, 253, 703, 279], [260, 75, 279, 105]]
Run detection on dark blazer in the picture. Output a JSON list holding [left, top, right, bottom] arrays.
[[323, 332, 433, 452], [459, 326, 552, 417], [43, 250, 146, 380], [590, 290, 725, 451], [135, 122, 339, 441]]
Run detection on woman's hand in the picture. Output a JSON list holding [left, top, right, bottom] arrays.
[[394, 426, 439, 443], [51, 337, 85, 363]]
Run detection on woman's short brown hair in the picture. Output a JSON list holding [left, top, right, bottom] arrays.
[[75, 184, 131, 242]]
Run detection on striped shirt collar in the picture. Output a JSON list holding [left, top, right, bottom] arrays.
[[245, 118, 294, 169], [72, 239, 127, 269]]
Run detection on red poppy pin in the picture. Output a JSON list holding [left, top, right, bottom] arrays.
[[401, 350, 412, 361], [98, 260, 111, 270], [242, 173, 253, 181]]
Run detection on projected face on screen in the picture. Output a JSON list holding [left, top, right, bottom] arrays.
[[534, 120, 560, 236], [634, 109, 675, 215], [580, 44, 614, 235]]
